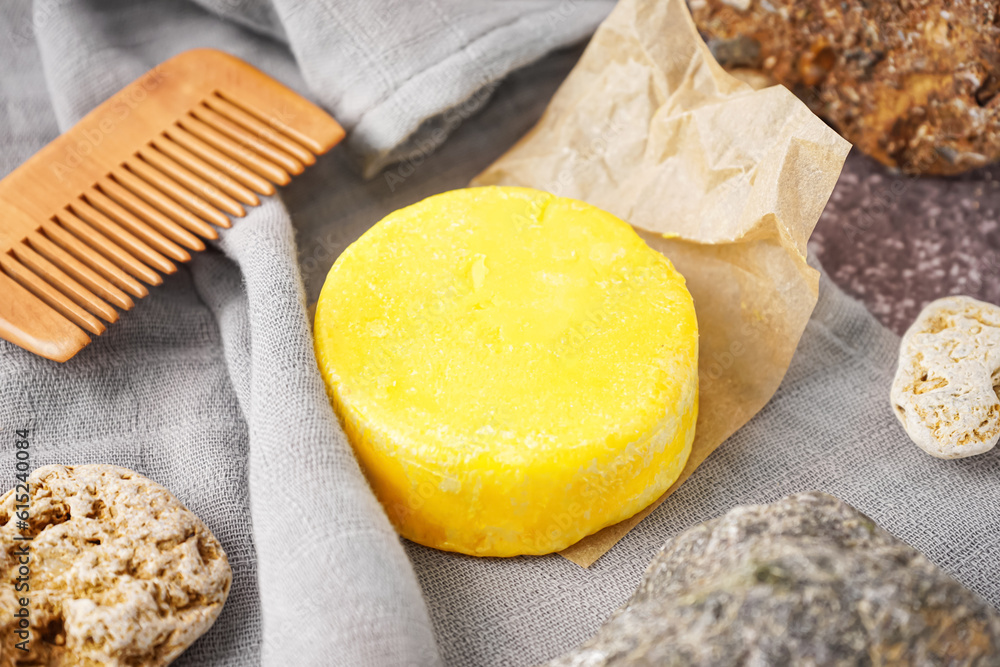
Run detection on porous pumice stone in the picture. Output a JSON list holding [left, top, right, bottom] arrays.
[[0, 465, 232, 667], [314, 186, 699, 557], [891, 295, 1000, 459]]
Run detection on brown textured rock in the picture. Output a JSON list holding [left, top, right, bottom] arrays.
[[689, 0, 1000, 175], [544, 492, 1000, 666], [0, 465, 231, 667]]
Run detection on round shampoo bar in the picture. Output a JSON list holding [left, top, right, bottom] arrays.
[[314, 186, 698, 556]]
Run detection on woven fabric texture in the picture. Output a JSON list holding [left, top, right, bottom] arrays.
[[1, 1, 997, 666]]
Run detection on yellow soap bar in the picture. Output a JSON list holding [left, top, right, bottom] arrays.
[[314, 186, 698, 556]]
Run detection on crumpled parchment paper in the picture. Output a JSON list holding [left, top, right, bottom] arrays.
[[472, 0, 851, 566]]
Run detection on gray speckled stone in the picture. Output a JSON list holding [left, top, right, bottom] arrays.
[[544, 492, 1000, 667]]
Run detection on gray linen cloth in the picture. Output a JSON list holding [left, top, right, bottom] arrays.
[[1, 1, 999, 667]]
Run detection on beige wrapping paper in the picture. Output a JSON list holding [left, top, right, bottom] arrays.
[[472, 0, 851, 566]]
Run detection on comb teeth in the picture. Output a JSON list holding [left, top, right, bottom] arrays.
[[34, 91, 323, 297], [136, 145, 246, 217], [165, 125, 277, 196], [25, 231, 134, 311], [0, 51, 344, 363], [10, 241, 118, 323], [151, 135, 262, 206], [40, 219, 149, 299], [0, 251, 106, 335]]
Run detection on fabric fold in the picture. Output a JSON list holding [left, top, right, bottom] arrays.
[[4, 2, 999, 667], [188, 201, 441, 666], [183, 0, 615, 177]]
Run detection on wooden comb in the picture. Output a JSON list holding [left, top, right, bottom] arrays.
[[0, 49, 344, 362]]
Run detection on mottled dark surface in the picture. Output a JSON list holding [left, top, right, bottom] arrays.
[[812, 152, 1000, 335], [544, 492, 1000, 667]]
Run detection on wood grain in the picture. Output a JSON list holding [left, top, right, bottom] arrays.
[[0, 49, 344, 361]]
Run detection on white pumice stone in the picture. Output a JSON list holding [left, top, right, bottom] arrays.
[[891, 295, 1000, 459], [0, 464, 231, 666]]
